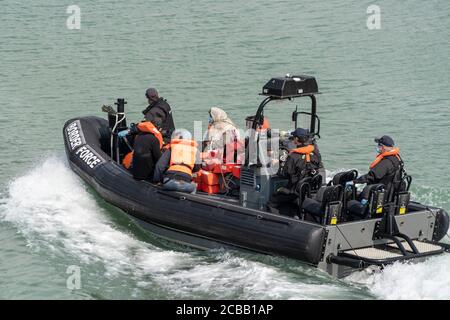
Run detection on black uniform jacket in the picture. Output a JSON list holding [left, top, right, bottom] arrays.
[[357, 155, 401, 187], [281, 149, 321, 189], [132, 133, 162, 180], [142, 97, 175, 142]]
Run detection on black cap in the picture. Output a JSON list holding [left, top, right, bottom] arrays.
[[291, 128, 310, 139], [145, 88, 159, 99], [375, 135, 395, 147]]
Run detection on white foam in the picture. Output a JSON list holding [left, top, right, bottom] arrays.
[[0, 156, 190, 277], [2, 158, 448, 299], [347, 253, 450, 299], [0, 157, 360, 298], [145, 251, 352, 299]]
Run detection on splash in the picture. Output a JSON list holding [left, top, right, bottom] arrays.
[[6, 158, 448, 299], [0, 157, 362, 299], [347, 253, 450, 299], [0, 156, 190, 278]]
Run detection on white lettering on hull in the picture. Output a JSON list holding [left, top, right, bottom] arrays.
[[66, 121, 86, 151], [75, 146, 104, 169]]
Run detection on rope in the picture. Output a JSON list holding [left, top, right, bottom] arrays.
[[335, 224, 361, 258], [110, 112, 126, 161]]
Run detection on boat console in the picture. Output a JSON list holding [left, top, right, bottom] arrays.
[[240, 74, 322, 211]]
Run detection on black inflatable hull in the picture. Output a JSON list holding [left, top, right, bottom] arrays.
[[63, 116, 328, 266]]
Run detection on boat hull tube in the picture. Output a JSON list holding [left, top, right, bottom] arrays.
[[63, 116, 449, 278]]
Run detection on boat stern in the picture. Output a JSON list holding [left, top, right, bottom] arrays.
[[317, 208, 449, 278]]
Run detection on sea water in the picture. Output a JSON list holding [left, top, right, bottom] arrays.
[[0, 0, 449, 299]]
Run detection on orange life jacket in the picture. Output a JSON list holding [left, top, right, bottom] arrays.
[[122, 122, 163, 169], [137, 121, 163, 149], [168, 139, 198, 177], [261, 118, 270, 130], [290, 145, 315, 163], [255, 117, 270, 132], [370, 147, 400, 169], [122, 151, 133, 169]]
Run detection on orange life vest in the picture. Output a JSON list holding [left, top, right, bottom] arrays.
[[263, 118, 270, 129], [370, 147, 401, 169], [122, 121, 163, 170], [122, 151, 133, 169], [290, 145, 315, 163], [137, 121, 163, 149], [256, 117, 270, 132], [168, 139, 198, 177]]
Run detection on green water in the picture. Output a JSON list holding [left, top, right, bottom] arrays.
[[0, 0, 449, 299]]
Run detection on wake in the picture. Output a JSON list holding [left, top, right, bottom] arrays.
[[0, 156, 357, 299], [1, 157, 448, 299]]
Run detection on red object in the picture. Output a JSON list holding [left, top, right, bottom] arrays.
[[193, 171, 203, 190], [193, 170, 203, 183], [212, 163, 236, 174], [201, 184, 221, 194], [232, 165, 241, 179], [202, 171, 220, 185]]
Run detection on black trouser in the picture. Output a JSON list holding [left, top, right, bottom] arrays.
[[267, 193, 299, 217], [132, 134, 158, 180]]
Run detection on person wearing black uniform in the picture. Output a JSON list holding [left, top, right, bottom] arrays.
[[268, 128, 322, 216], [354, 135, 402, 191], [281, 128, 322, 189], [120, 120, 164, 180], [142, 87, 175, 143]]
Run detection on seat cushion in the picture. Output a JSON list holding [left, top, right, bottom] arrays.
[[332, 170, 357, 186], [347, 200, 368, 218], [302, 198, 323, 217]]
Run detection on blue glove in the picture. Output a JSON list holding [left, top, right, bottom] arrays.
[[345, 181, 354, 187], [118, 130, 129, 138]]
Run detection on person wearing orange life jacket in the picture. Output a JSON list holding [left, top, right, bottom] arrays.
[[354, 135, 402, 190], [281, 128, 322, 190], [267, 128, 322, 217], [120, 120, 163, 180], [152, 129, 201, 193]]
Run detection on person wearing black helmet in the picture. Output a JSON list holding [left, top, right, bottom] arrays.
[[354, 135, 403, 189], [281, 128, 323, 189], [267, 128, 323, 217], [142, 87, 175, 143]]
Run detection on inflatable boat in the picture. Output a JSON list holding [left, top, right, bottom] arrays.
[[63, 75, 449, 278]]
